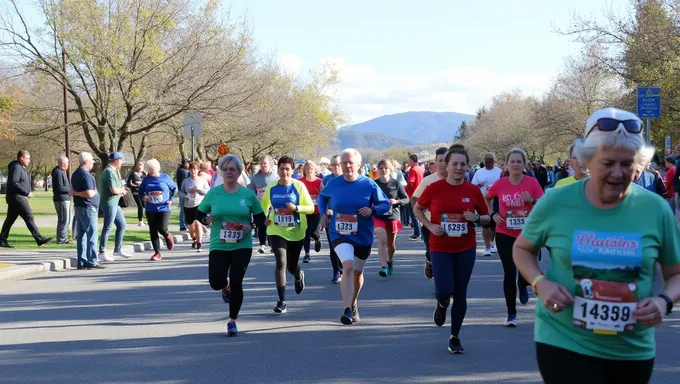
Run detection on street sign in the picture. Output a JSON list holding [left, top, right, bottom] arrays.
[[183, 114, 203, 137], [637, 87, 661, 119], [217, 144, 230, 156], [666, 135, 672, 154]]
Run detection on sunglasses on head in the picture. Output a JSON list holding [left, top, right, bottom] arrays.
[[586, 118, 642, 137]]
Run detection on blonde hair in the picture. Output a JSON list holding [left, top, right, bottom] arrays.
[[303, 160, 318, 178], [505, 148, 528, 165], [146, 159, 161, 172]]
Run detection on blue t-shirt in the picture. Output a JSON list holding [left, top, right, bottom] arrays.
[[71, 167, 100, 208], [268, 183, 302, 226], [322, 173, 337, 187], [634, 171, 656, 192], [138, 173, 177, 213], [318, 175, 391, 246]]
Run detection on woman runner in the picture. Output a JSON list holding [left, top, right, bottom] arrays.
[[138, 159, 177, 261], [373, 159, 409, 277], [299, 160, 323, 263], [179, 161, 210, 251]]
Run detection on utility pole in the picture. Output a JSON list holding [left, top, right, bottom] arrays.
[[61, 15, 70, 179]]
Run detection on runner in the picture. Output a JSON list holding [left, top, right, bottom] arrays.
[[299, 160, 323, 263], [373, 159, 409, 277], [410, 147, 449, 278], [197, 154, 265, 337], [485, 148, 544, 327], [260, 155, 315, 314], [414, 145, 490, 354], [405, 154, 425, 240], [248, 155, 279, 254], [663, 155, 676, 212], [322, 155, 344, 283], [138, 159, 177, 261], [554, 139, 590, 188], [126, 161, 146, 227], [471, 152, 502, 256], [179, 161, 210, 251], [514, 107, 680, 383], [318, 148, 391, 324]]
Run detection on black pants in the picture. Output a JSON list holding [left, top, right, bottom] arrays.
[[536, 343, 654, 384], [421, 225, 431, 262], [257, 223, 268, 247], [303, 213, 321, 254], [1, 195, 41, 242], [146, 211, 170, 253], [325, 225, 343, 273], [132, 192, 145, 221], [209, 248, 253, 320], [495, 232, 528, 316], [270, 235, 303, 300]]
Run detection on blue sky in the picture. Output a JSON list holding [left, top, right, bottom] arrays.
[[231, 0, 629, 124]]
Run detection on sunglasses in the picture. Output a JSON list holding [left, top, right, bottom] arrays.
[[586, 118, 642, 137]]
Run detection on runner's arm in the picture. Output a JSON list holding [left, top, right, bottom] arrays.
[[294, 182, 315, 215], [395, 183, 409, 206]]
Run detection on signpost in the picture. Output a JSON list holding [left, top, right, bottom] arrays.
[[666, 135, 672, 155], [637, 87, 661, 144], [183, 114, 203, 160]]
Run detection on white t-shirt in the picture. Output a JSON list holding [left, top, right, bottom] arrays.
[[471, 167, 503, 194], [412, 173, 443, 220]]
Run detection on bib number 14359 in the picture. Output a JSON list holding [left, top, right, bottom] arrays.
[[573, 297, 637, 334]]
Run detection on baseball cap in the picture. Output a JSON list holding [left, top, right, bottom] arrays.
[[109, 152, 124, 162]]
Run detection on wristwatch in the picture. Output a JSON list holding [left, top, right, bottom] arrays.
[[659, 294, 673, 315]]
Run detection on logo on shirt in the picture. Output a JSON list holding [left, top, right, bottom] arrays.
[[574, 231, 639, 256], [272, 193, 296, 200], [501, 193, 524, 208], [461, 198, 470, 203], [239, 199, 246, 207]]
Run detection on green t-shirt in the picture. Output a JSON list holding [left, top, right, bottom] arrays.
[[198, 185, 263, 251], [100, 166, 122, 206], [522, 179, 680, 360]]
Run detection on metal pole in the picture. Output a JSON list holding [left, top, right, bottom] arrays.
[[646, 118, 651, 144], [62, 46, 70, 179], [191, 126, 195, 160]]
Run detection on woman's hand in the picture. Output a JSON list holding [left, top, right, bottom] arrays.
[[536, 278, 574, 313], [242, 224, 253, 233], [634, 297, 666, 327], [358, 207, 373, 217], [493, 213, 505, 224], [389, 198, 397, 205], [285, 202, 297, 211], [522, 191, 534, 203], [427, 222, 446, 237], [143, 196, 150, 202], [463, 210, 477, 222], [166, 200, 173, 205]]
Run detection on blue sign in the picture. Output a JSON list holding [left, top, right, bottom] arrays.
[[637, 87, 661, 118]]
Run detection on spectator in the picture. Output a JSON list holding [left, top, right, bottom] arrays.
[[71, 152, 104, 269], [127, 161, 146, 227], [176, 161, 190, 231], [52, 155, 72, 244], [532, 160, 548, 189]]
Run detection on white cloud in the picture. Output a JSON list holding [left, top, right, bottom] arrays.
[[278, 54, 302, 75]]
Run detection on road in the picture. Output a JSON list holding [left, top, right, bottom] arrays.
[[1, 231, 679, 383]]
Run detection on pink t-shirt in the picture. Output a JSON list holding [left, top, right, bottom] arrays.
[[486, 176, 544, 238]]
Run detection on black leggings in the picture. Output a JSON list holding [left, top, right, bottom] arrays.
[[146, 211, 170, 253], [421, 225, 431, 262], [132, 192, 145, 221], [325, 225, 343, 273], [257, 223, 268, 247], [536, 343, 654, 384], [495, 232, 528, 316], [303, 213, 321, 254], [208, 248, 253, 320], [270, 235, 303, 300]]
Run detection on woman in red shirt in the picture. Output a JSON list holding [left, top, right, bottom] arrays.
[[414, 145, 490, 354], [300, 161, 323, 263], [485, 148, 544, 328]]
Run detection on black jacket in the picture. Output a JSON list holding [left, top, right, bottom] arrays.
[[534, 166, 548, 188], [51, 166, 71, 202], [6, 160, 31, 198], [374, 178, 409, 221]]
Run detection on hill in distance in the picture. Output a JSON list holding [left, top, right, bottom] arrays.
[[335, 130, 411, 150], [344, 111, 475, 144]]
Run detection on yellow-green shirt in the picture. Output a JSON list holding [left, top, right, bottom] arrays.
[[555, 176, 585, 188], [260, 179, 315, 241]]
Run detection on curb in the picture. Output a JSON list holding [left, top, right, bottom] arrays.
[[0, 232, 193, 283]]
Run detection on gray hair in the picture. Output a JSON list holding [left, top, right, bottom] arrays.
[[258, 154, 272, 164], [341, 148, 362, 164], [146, 158, 161, 172], [57, 155, 69, 165], [218, 154, 244, 173], [78, 152, 93, 165], [575, 132, 654, 168], [330, 154, 341, 163]]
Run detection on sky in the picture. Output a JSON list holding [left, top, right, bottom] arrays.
[[230, 0, 628, 125]]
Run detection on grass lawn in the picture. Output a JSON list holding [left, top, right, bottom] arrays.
[[0, 190, 58, 216]]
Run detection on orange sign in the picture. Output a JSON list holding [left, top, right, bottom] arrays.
[[217, 144, 230, 156]]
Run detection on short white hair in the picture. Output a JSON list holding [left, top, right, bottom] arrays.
[[58, 155, 69, 165], [146, 158, 161, 172], [341, 148, 362, 164], [575, 131, 654, 168], [78, 152, 93, 164]]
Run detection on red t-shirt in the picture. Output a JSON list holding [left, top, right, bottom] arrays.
[[417, 179, 488, 253], [664, 167, 675, 196], [485, 176, 544, 238], [300, 177, 322, 214], [406, 164, 424, 197]]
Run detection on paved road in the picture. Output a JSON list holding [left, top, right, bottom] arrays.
[[1, 231, 679, 383]]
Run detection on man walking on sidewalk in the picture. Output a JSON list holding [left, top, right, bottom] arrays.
[[0, 150, 52, 248], [52, 155, 72, 244], [98, 152, 131, 262], [71, 152, 105, 269]]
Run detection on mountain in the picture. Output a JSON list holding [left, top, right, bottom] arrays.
[[344, 111, 475, 144], [336, 130, 411, 150]]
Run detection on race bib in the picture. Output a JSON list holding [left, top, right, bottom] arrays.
[[149, 191, 163, 204], [335, 213, 358, 235], [506, 209, 527, 230], [311, 194, 318, 206], [220, 222, 243, 243], [440, 213, 468, 237], [572, 282, 638, 334], [187, 192, 196, 199], [274, 208, 295, 227], [256, 188, 265, 201]]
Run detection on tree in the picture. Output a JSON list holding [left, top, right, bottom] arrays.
[[453, 120, 468, 141]]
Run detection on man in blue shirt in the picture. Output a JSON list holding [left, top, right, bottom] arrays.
[[71, 152, 105, 269], [321, 155, 343, 283]]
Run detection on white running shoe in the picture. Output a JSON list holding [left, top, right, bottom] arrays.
[[138, 222, 145, 227], [258, 245, 266, 254], [490, 243, 497, 253], [483, 248, 491, 257], [99, 252, 115, 262], [114, 250, 133, 258]]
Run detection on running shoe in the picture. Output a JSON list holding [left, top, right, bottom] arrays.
[[483, 248, 491, 257], [331, 271, 341, 284], [340, 307, 353, 325], [505, 315, 518, 328], [222, 283, 231, 304], [351, 303, 360, 323], [490, 243, 497, 253], [294, 270, 306, 294], [273, 300, 287, 314], [165, 234, 174, 250], [519, 286, 529, 305], [113, 250, 132, 258], [448, 337, 465, 354], [378, 266, 388, 277], [424, 260, 433, 279], [387, 262, 394, 276], [196, 242, 202, 252], [258, 245, 266, 254], [99, 251, 115, 263], [314, 239, 322, 253], [409, 234, 420, 241], [434, 300, 449, 327], [303, 254, 311, 263], [150, 253, 162, 261], [191, 240, 197, 249], [226, 320, 238, 337]]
